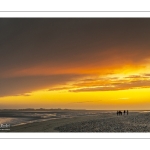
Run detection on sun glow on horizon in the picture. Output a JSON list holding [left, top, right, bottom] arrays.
[[1, 18, 150, 110]]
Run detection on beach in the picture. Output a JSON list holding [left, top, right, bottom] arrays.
[[6, 111, 150, 132]]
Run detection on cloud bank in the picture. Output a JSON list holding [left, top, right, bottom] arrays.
[[1, 18, 150, 96]]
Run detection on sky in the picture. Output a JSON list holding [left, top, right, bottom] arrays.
[[0, 18, 150, 110]]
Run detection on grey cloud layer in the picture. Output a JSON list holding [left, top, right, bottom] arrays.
[[1, 18, 150, 75], [1, 18, 150, 96]]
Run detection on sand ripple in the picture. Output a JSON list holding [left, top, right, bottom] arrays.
[[55, 112, 150, 132]]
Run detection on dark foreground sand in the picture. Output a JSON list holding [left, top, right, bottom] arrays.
[[9, 112, 150, 132]]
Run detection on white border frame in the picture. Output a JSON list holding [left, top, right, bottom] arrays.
[[0, 133, 150, 139], [0, 0, 150, 138], [0, 12, 150, 18]]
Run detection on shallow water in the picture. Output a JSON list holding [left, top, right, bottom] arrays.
[[0, 112, 58, 126], [0, 117, 34, 126]]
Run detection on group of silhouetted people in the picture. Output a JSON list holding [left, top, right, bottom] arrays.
[[117, 110, 128, 116]]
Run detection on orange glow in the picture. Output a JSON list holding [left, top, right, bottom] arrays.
[[1, 87, 150, 110], [0, 58, 148, 78], [1, 55, 150, 110], [1, 18, 150, 110]]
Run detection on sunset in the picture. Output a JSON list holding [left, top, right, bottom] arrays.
[[1, 3, 150, 150], [0, 18, 150, 110]]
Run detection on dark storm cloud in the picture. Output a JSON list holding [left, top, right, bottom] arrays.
[[1, 18, 150, 75], [1, 18, 150, 96]]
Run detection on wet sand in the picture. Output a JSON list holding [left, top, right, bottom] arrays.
[[8, 111, 150, 132]]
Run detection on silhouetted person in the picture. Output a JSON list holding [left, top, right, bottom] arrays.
[[124, 110, 126, 115], [120, 111, 122, 115], [119, 111, 120, 116], [118, 111, 122, 116], [127, 110, 128, 115], [117, 111, 119, 116]]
